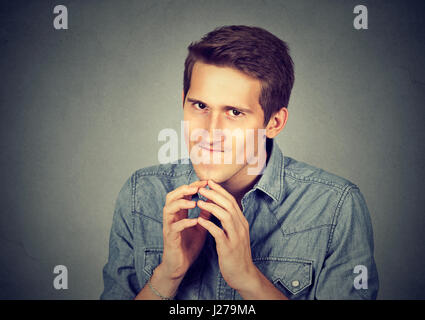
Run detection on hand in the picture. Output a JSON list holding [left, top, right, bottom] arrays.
[[160, 180, 211, 280], [196, 180, 258, 292]]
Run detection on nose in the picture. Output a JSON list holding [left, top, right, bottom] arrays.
[[206, 112, 225, 145]]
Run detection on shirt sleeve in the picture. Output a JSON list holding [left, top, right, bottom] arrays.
[[315, 186, 379, 299], [100, 175, 141, 300]]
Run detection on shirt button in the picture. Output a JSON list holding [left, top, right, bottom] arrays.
[[292, 280, 300, 287]]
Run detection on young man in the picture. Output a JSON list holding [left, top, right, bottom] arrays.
[[100, 25, 379, 300]]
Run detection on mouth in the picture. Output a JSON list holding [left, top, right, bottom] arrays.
[[198, 144, 224, 153]]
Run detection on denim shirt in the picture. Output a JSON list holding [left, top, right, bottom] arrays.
[[100, 139, 379, 300]]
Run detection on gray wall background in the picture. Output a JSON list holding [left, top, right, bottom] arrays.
[[1, 0, 424, 299]]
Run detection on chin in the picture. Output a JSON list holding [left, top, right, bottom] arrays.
[[193, 163, 232, 183]]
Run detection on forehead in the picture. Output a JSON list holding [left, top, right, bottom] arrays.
[[189, 62, 262, 111]]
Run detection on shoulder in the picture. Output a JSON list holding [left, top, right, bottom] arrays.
[[283, 156, 358, 192], [276, 156, 365, 232], [283, 155, 368, 218]]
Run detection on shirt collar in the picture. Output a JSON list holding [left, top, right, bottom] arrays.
[[252, 137, 284, 203], [187, 137, 285, 203]]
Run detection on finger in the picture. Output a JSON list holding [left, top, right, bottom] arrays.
[[170, 218, 198, 233], [199, 187, 245, 228], [166, 218, 198, 241], [197, 216, 226, 246], [199, 187, 235, 214], [164, 199, 196, 223], [183, 180, 208, 200], [198, 205, 212, 220], [166, 184, 199, 204], [189, 180, 208, 188], [197, 200, 237, 239], [207, 180, 246, 222], [207, 180, 238, 207]]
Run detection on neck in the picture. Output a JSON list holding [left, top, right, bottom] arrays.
[[221, 167, 263, 208], [221, 141, 271, 208]]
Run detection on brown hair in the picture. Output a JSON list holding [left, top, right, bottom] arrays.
[[183, 25, 295, 126]]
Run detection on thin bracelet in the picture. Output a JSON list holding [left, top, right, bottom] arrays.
[[147, 278, 175, 300]]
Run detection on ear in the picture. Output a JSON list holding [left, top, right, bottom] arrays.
[[265, 107, 289, 139]]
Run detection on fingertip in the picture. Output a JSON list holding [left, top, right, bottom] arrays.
[[193, 180, 207, 186]]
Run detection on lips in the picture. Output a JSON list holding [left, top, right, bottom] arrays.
[[198, 144, 224, 152]]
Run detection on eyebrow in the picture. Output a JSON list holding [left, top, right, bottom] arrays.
[[186, 97, 253, 113]]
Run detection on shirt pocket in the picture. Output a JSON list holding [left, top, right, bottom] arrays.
[[141, 247, 163, 279], [253, 257, 313, 298], [134, 246, 163, 289], [137, 246, 203, 299]]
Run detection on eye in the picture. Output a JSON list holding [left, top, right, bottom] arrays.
[[227, 109, 244, 117], [194, 102, 207, 110]]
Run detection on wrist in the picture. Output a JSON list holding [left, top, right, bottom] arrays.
[[235, 264, 289, 300], [150, 263, 184, 298], [157, 261, 189, 281], [234, 264, 263, 297]]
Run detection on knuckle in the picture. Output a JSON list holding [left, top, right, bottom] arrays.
[[169, 223, 177, 233], [201, 201, 210, 210], [219, 230, 226, 240], [244, 220, 249, 229], [222, 214, 231, 223], [177, 199, 189, 209], [163, 209, 169, 218], [240, 217, 248, 227], [163, 228, 171, 238], [241, 225, 249, 236], [223, 199, 232, 209], [173, 199, 182, 209]]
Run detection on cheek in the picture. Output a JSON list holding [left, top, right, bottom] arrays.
[[185, 117, 209, 141], [184, 108, 203, 125], [222, 131, 246, 156], [232, 126, 262, 156]]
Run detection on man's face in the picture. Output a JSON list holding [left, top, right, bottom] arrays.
[[183, 61, 268, 184]]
